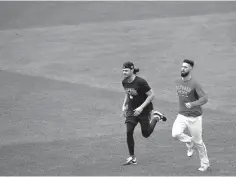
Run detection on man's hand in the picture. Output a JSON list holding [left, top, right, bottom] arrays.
[[133, 106, 144, 116], [122, 105, 128, 117], [185, 102, 192, 109]]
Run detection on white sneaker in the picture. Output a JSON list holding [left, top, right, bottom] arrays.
[[186, 142, 195, 157], [122, 156, 137, 165], [198, 165, 210, 172], [153, 111, 167, 122]]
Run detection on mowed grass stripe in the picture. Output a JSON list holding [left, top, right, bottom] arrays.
[[0, 71, 235, 175], [0, 70, 234, 145], [0, 12, 236, 114]]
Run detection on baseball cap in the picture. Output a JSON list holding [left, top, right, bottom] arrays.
[[123, 61, 134, 69]]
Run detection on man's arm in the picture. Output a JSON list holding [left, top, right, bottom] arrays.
[[133, 78, 155, 116], [133, 88, 155, 116], [134, 89, 155, 116], [139, 89, 155, 109], [122, 94, 129, 111], [191, 83, 208, 107], [139, 78, 155, 109]]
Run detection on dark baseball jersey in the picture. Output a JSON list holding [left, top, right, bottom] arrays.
[[122, 76, 153, 116], [176, 78, 206, 117]]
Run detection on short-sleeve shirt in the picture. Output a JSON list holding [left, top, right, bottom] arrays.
[[122, 76, 153, 115], [176, 78, 205, 117]]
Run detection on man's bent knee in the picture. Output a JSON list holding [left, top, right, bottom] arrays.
[[172, 131, 181, 139], [192, 138, 203, 145], [142, 130, 150, 138]]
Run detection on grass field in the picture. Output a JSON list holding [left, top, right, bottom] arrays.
[[0, 2, 236, 176]]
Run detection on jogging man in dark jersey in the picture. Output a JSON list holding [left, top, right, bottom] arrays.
[[122, 61, 166, 165]]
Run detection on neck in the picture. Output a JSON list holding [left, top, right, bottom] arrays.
[[182, 75, 192, 81], [127, 75, 136, 83]]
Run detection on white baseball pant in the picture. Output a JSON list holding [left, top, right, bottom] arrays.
[[172, 114, 209, 167]]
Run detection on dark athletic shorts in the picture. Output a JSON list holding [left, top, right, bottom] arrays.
[[125, 110, 151, 129]]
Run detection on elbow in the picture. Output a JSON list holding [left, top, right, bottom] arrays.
[[204, 95, 208, 103], [151, 92, 155, 100], [146, 89, 155, 101]]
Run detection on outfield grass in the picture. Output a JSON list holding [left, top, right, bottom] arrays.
[[0, 7, 236, 176]]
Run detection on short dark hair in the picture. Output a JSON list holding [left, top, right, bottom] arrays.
[[183, 59, 194, 67]]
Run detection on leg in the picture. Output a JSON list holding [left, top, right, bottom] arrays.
[[126, 122, 137, 156], [122, 116, 138, 165], [187, 116, 210, 168], [172, 114, 192, 143], [140, 113, 158, 138]]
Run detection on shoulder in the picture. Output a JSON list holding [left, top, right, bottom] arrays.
[[122, 79, 127, 86], [175, 78, 182, 84], [136, 76, 148, 85], [191, 78, 200, 87], [136, 76, 145, 81], [193, 79, 204, 90]]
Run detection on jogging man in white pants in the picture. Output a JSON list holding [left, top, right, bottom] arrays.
[[172, 59, 210, 172]]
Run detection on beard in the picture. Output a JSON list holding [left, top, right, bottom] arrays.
[[123, 74, 132, 80], [181, 71, 189, 77], [123, 74, 130, 79]]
